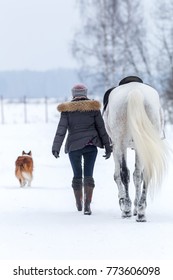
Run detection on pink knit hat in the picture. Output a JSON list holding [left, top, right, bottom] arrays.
[[71, 84, 88, 98]]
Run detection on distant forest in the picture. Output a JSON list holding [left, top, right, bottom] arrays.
[[0, 69, 78, 100]]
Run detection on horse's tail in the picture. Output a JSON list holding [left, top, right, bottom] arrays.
[[127, 89, 168, 190]]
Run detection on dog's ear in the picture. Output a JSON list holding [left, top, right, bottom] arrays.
[[22, 151, 25, 155], [28, 151, 32, 156]]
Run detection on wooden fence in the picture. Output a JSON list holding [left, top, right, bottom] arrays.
[[0, 96, 61, 124]]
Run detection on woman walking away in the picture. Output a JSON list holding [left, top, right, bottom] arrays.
[[52, 84, 112, 215]]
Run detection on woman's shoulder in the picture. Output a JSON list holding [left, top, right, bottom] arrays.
[[57, 99, 101, 112]]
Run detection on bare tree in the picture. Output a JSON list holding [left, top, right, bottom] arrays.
[[153, 0, 173, 122], [115, 1, 152, 79], [72, 0, 151, 94], [72, 0, 121, 92]]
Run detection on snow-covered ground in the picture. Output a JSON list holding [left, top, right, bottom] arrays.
[[0, 101, 173, 262]]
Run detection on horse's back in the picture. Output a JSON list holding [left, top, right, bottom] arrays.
[[109, 82, 159, 104], [105, 82, 162, 145]]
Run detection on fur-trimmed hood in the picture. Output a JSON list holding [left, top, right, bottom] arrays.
[[57, 100, 101, 112]]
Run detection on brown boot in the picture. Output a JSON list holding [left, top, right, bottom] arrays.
[[84, 177, 95, 215], [72, 178, 83, 211], [84, 186, 93, 215], [73, 189, 83, 211]]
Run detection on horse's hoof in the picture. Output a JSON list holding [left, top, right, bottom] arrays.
[[136, 214, 146, 222], [133, 209, 137, 216], [122, 211, 132, 218]]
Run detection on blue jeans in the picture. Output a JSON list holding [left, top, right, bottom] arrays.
[[68, 145, 98, 179]]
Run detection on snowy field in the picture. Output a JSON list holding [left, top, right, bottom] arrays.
[[0, 100, 173, 262]]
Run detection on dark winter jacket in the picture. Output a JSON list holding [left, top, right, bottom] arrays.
[[52, 98, 111, 154]]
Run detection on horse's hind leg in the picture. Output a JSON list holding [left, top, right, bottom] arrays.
[[133, 152, 147, 222], [136, 182, 148, 222], [133, 153, 143, 216], [113, 150, 132, 218]]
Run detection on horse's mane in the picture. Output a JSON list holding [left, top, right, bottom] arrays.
[[102, 76, 143, 114]]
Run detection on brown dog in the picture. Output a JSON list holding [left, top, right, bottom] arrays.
[[15, 151, 33, 187]]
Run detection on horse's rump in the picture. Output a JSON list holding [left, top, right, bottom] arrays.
[[102, 76, 143, 114]]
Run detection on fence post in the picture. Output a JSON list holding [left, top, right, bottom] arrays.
[[0, 95, 4, 124], [24, 96, 27, 123], [45, 96, 48, 123]]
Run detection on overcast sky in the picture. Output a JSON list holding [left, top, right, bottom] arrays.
[[0, 0, 80, 71]]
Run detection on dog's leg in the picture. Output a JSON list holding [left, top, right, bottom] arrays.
[[28, 180, 31, 187], [19, 178, 25, 187], [27, 175, 32, 187], [19, 179, 22, 187]]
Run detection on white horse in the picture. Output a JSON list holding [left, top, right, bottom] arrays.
[[103, 78, 169, 222]]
